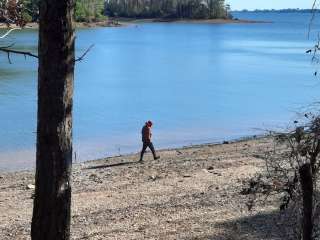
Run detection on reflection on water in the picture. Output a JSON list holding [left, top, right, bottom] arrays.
[[0, 12, 319, 171]]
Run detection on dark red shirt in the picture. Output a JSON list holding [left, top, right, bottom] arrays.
[[141, 125, 151, 142]]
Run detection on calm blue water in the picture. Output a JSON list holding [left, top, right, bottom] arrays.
[[0, 12, 319, 171]]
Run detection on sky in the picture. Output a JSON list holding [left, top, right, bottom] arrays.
[[228, 0, 315, 11]]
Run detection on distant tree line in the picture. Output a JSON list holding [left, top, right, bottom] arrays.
[[6, 0, 106, 23], [105, 0, 232, 19], [1, 0, 231, 23]]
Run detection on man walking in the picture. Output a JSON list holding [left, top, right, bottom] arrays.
[[140, 120, 160, 162]]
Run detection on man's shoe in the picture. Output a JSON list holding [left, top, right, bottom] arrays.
[[154, 156, 160, 160]]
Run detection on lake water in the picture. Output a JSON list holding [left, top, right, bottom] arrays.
[[0, 12, 319, 172]]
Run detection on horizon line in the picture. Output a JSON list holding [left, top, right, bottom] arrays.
[[231, 8, 316, 11]]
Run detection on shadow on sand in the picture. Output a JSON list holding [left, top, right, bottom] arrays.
[[84, 161, 138, 170], [198, 210, 294, 240]]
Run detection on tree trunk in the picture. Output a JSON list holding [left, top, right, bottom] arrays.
[[299, 163, 313, 240], [31, 0, 75, 239]]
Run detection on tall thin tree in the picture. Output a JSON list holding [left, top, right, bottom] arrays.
[[31, 0, 75, 239]]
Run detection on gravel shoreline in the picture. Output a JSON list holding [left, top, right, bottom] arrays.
[[0, 137, 286, 240]]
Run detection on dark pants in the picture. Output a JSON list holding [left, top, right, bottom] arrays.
[[140, 141, 157, 160]]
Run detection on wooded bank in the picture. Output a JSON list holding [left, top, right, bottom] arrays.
[[105, 0, 231, 19], [0, 0, 231, 25]]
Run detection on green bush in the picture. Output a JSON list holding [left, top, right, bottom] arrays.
[[22, 11, 32, 23]]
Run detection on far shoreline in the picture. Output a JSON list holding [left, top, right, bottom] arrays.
[[110, 17, 271, 25], [0, 17, 271, 30]]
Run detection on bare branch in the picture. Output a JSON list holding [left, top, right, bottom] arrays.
[[0, 7, 16, 24], [75, 44, 94, 62], [0, 27, 21, 39], [0, 46, 38, 63], [0, 44, 94, 64]]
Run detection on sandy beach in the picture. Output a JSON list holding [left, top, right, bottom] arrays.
[[0, 137, 287, 240]]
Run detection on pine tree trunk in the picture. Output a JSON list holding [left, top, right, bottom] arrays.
[[31, 0, 75, 239], [299, 163, 313, 240]]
